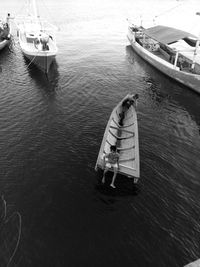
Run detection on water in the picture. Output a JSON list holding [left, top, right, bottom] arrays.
[[0, 0, 200, 266]]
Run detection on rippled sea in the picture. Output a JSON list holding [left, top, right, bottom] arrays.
[[0, 0, 200, 266]]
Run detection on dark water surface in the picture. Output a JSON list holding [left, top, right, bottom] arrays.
[[0, 0, 200, 266]]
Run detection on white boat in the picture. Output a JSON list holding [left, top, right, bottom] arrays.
[[16, 0, 58, 73], [184, 258, 200, 267], [0, 14, 11, 51], [127, 23, 200, 94], [95, 94, 140, 183]]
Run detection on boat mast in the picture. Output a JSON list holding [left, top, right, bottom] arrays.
[[32, 0, 38, 20], [26, 0, 37, 18]]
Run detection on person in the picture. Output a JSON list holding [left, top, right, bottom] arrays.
[[34, 37, 40, 49], [40, 34, 49, 51], [102, 145, 119, 188], [119, 94, 139, 126], [129, 93, 139, 108]]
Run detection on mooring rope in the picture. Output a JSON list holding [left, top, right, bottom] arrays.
[[6, 211, 22, 267], [26, 49, 40, 68], [0, 195, 22, 267]]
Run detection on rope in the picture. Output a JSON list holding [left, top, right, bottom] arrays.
[[154, 2, 183, 20], [0, 195, 22, 267], [6, 212, 22, 267], [26, 48, 40, 68]]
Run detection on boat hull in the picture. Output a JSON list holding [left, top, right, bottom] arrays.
[[127, 29, 200, 94], [0, 39, 10, 51], [22, 51, 55, 73], [95, 94, 140, 180]]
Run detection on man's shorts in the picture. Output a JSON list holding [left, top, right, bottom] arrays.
[[105, 162, 118, 169]]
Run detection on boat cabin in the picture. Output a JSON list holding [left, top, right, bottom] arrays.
[[25, 32, 50, 51], [26, 33, 37, 43]]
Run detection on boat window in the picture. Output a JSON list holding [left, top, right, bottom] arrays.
[[26, 37, 36, 43]]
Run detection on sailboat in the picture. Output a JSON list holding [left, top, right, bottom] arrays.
[[0, 13, 11, 51], [16, 0, 58, 73]]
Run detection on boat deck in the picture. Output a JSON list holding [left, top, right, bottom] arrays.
[[95, 95, 140, 179], [151, 50, 168, 61], [19, 31, 57, 54], [135, 38, 200, 74], [21, 40, 57, 54]]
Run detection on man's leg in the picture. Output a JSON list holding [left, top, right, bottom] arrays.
[[110, 167, 117, 188], [102, 167, 109, 183]]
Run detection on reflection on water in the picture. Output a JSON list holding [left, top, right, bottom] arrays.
[[25, 58, 60, 92]]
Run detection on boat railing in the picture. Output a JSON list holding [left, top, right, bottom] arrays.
[[172, 49, 200, 73]]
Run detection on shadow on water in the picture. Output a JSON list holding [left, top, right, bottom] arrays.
[[24, 57, 60, 92], [95, 170, 142, 197], [126, 45, 200, 128], [0, 45, 13, 72]]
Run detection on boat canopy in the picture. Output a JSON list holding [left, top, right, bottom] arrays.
[[144, 25, 197, 44]]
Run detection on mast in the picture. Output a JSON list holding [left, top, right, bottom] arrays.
[[32, 0, 38, 20], [26, 0, 38, 20]]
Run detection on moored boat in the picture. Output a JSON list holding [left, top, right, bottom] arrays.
[[16, 0, 58, 73], [127, 22, 200, 94], [95, 94, 140, 182], [0, 13, 11, 51]]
